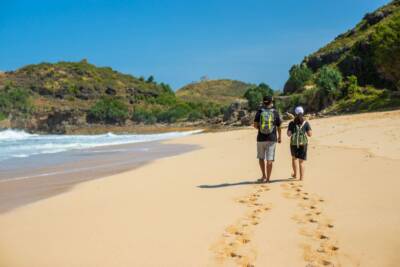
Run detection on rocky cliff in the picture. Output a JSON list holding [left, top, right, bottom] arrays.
[[284, 0, 400, 94]]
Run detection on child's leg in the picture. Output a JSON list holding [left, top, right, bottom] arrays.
[[291, 157, 297, 178], [299, 159, 305, 180]]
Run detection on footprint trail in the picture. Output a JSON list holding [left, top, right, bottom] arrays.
[[211, 184, 272, 267], [281, 182, 341, 267]]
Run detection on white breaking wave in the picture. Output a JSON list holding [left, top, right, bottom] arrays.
[[0, 129, 202, 162], [0, 129, 39, 140]]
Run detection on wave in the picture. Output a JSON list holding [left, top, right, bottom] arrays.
[[0, 129, 202, 162], [0, 129, 38, 140]]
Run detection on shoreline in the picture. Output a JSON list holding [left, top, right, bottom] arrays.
[[0, 140, 199, 214]]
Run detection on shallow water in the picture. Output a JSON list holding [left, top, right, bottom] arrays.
[[0, 129, 202, 162]]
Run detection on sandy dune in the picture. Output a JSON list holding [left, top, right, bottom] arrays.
[[0, 110, 399, 267]]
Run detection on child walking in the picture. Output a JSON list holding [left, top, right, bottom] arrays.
[[287, 106, 312, 180]]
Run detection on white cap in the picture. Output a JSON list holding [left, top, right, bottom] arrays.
[[295, 106, 304, 115]]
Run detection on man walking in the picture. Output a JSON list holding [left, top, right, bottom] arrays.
[[253, 96, 282, 183]]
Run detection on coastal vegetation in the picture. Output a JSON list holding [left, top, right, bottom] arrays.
[[281, 0, 400, 114], [0, 84, 33, 120], [88, 97, 129, 124], [0, 61, 228, 132]]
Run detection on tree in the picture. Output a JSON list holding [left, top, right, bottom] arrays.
[[284, 64, 313, 94], [146, 75, 154, 83], [160, 82, 174, 94], [244, 83, 274, 110], [290, 65, 313, 88]]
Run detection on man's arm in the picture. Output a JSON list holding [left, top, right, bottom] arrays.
[[276, 111, 282, 143], [287, 122, 292, 137], [253, 111, 260, 130], [277, 126, 282, 143]]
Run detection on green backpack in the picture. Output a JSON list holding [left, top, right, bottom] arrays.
[[290, 122, 308, 147], [259, 108, 275, 135]]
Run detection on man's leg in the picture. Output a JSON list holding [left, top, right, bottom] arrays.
[[257, 142, 267, 181], [265, 142, 276, 182], [291, 157, 298, 178], [266, 161, 273, 181], [299, 159, 305, 180], [259, 159, 266, 179]]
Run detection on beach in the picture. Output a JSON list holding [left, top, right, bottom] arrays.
[[0, 110, 399, 267]]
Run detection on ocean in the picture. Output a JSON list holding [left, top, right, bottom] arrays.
[[0, 129, 201, 212], [0, 129, 202, 162]]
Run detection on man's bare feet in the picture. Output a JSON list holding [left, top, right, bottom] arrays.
[[257, 177, 267, 183], [291, 173, 297, 179]]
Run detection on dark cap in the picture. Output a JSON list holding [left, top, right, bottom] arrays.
[[263, 95, 273, 103]]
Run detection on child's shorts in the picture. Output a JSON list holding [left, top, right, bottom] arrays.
[[290, 145, 308, 160]]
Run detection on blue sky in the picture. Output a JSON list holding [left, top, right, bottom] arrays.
[[0, 0, 390, 90]]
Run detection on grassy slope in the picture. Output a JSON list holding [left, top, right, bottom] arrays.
[[280, 1, 400, 114], [311, 0, 400, 58], [176, 79, 252, 106], [0, 60, 169, 113]]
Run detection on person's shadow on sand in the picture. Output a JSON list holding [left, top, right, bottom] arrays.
[[197, 178, 295, 188]]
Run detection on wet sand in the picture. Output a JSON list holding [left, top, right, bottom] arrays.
[[0, 141, 198, 213]]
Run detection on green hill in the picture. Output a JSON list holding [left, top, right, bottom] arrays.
[[0, 60, 171, 108], [176, 79, 252, 105], [0, 61, 225, 132], [280, 0, 400, 113]]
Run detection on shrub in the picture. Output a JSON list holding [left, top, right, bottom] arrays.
[[0, 85, 33, 116], [203, 104, 221, 118], [160, 83, 174, 94], [344, 75, 361, 98], [0, 112, 7, 121], [316, 66, 343, 100], [152, 92, 177, 106], [132, 108, 157, 124], [331, 87, 400, 112], [188, 110, 204, 121], [157, 103, 191, 123], [88, 97, 129, 124]]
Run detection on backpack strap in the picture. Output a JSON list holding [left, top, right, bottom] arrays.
[[299, 121, 306, 130], [295, 121, 307, 148]]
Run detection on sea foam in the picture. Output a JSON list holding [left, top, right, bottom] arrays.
[[0, 129, 202, 162]]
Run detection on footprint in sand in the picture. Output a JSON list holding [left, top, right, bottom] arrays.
[[211, 184, 272, 266], [281, 182, 340, 267]]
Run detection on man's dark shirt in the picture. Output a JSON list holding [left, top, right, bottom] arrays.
[[254, 107, 282, 142]]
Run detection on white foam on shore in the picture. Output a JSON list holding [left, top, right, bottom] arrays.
[[0, 129, 202, 162]]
